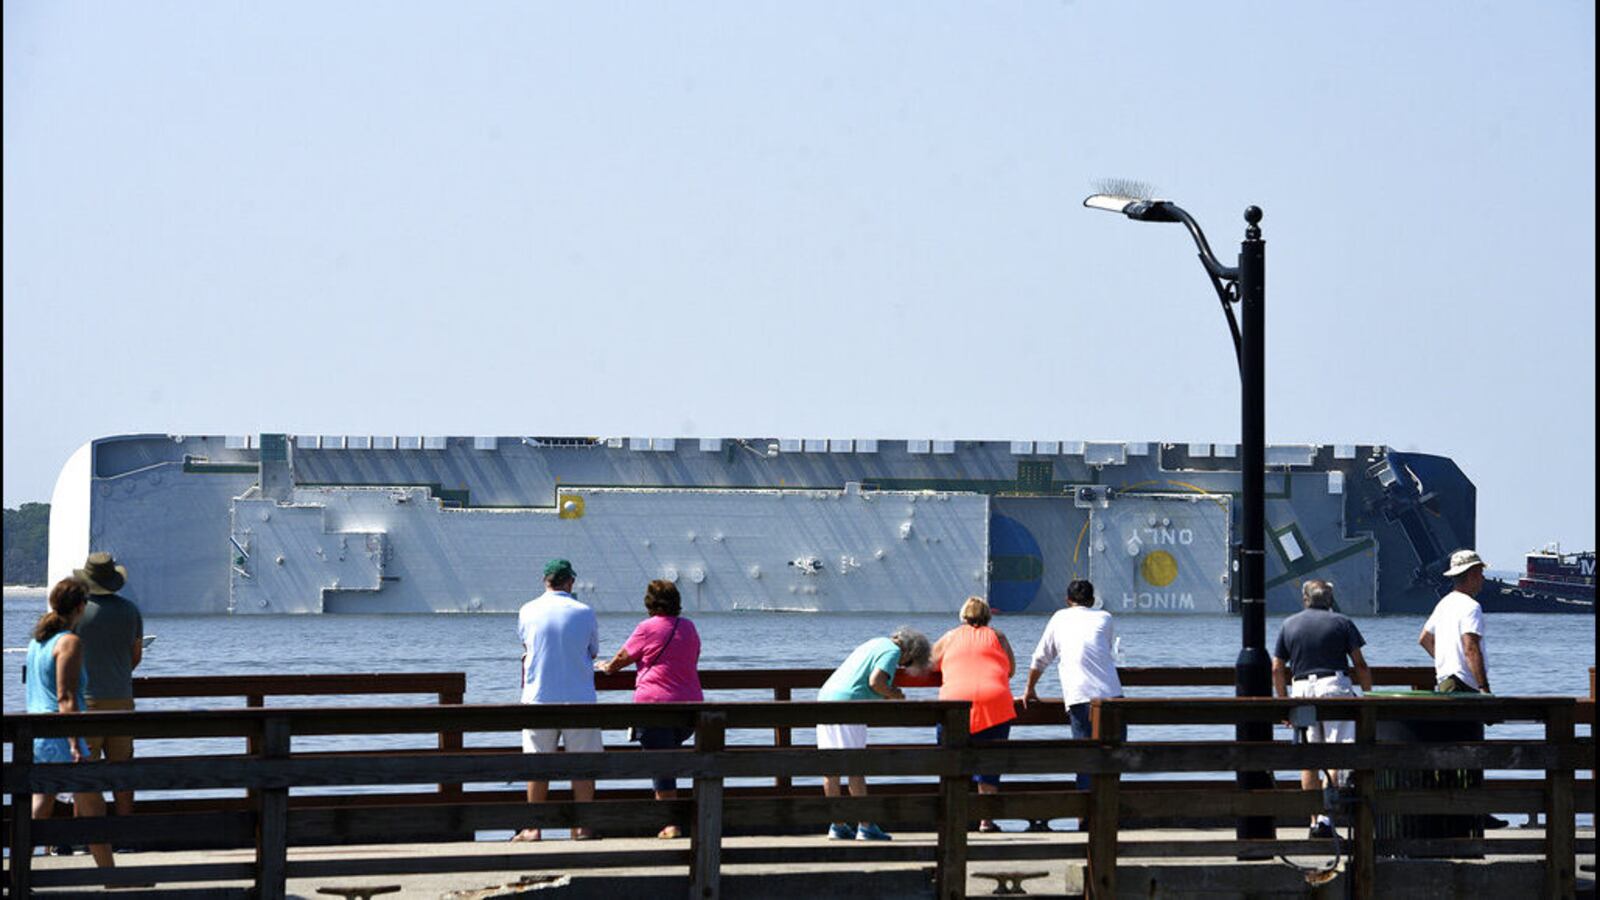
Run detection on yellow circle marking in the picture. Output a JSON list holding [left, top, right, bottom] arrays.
[[1141, 549, 1179, 587]]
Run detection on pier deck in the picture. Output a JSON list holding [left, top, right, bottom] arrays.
[[24, 827, 1596, 898]]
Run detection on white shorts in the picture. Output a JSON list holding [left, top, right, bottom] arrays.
[[522, 727, 604, 754], [816, 723, 867, 750], [1290, 673, 1357, 743]]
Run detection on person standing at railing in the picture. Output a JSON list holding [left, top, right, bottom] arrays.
[[1021, 579, 1123, 793], [931, 597, 1017, 834], [72, 552, 144, 819], [816, 626, 933, 841], [1270, 579, 1372, 839], [27, 578, 116, 870], [1420, 550, 1492, 694], [513, 558, 601, 842], [597, 579, 703, 839]]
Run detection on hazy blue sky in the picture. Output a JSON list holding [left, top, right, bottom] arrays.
[[4, 2, 1594, 569]]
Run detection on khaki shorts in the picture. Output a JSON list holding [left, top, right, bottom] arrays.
[[83, 697, 136, 761]]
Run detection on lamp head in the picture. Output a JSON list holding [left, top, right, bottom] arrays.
[[1083, 193, 1181, 223]]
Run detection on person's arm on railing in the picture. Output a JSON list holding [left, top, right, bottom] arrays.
[[1417, 627, 1435, 659], [1021, 667, 1046, 708], [869, 668, 904, 700], [598, 647, 634, 675], [1462, 633, 1489, 693], [998, 631, 1016, 678], [1350, 647, 1373, 693], [929, 630, 951, 672]]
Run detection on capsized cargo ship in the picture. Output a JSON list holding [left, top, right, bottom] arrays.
[[47, 434, 1483, 616]]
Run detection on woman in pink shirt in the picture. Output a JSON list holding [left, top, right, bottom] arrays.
[[598, 579, 703, 838]]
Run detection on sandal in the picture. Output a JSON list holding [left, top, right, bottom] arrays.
[[658, 825, 684, 839], [510, 828, 542, 842], [977, 820, 1001, 833], [572, 828, 598, 841]]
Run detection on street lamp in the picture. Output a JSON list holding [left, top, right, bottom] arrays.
[[1084, 190, 1273, 841]]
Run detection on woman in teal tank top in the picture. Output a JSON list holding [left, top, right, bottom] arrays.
[[24, 578, 115, 869]]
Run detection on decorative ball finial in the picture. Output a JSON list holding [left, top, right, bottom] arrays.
[[1244, 205, 1263, 239]]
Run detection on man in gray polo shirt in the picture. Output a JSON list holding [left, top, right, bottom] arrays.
[[74, 552, 145, 818], [1271, 580, 1370, 838]]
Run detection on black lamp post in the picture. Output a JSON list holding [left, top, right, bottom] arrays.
[[1084, 193, 1274, 840]]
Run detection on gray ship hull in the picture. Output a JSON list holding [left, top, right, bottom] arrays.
[[48, 434, 1477, 615]]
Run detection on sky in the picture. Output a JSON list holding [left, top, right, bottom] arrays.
[[4, 2, 1595, 570]]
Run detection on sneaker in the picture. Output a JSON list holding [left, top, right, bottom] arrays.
[[1309, 820, 1336, 839], [855, 823, 892, 841], [828, 823, 856, 840]]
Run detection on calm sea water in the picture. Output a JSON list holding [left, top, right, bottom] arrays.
[[5, 588, 1592, 831]]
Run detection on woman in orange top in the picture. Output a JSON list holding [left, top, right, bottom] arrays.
[[931, 596, 1017, 833]]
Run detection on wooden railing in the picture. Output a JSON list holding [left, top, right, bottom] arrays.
[[4, 692, 1592, 899]]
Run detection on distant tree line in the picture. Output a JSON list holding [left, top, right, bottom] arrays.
[[3, 503, 50, 585]]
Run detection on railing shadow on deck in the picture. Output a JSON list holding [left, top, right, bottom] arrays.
[[3, 670, 1593, 900]]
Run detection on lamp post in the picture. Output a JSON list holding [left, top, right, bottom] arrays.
[[1084, 193, 1274, 840]]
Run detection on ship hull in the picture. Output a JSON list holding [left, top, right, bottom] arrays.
[[49, 434, 1485, 616]]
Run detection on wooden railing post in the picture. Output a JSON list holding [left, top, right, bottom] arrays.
[[1086, 700, 1120, 900], [8, 725, 34, 898], [255, 715, 291, 900], [245, 693, 265, 804], [1543, 703, 1576, 899], [690, 710, 726, 900], [773, 686, 792, 791], [1351, 704, 1378, 900], [438, 683, 465, 800], [935, 705, 970, 900]]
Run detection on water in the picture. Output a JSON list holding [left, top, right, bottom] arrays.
[[5, 588, 1592, 831]]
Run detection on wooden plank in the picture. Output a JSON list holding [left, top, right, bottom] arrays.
[[934, 705, 970, 900], [691, 711, 726, 900], [286, 849, 691, 878], [32, 811, 256, 848], [1086, 701, 1119, 900], [1544, 704, 1576, 899], [9, 724, 32, 898], [970, 790, 1089, 821], [1116, 789, 1322, 818], [722, 794, 941, 831], [1351, 705, 1376, 900], [7, 740, 1587, 798], [30, 862, 257, 888], [133, 672, 467, 699], [288, 798, 690, 844], [772, 685, 792, 791], [255, 716, 290, 900]]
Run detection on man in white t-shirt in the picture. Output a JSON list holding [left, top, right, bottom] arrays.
[[512, 558, 601, 842], [1023, 579, 1123, 791], [1420, 550, 1490, 694]]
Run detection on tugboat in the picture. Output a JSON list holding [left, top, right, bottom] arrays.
[[1478, 544, 1595, 614]]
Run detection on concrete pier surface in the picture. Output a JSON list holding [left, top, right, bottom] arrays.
[[27, 827, 1595, 898]]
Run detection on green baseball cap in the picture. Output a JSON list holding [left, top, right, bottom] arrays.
[[543, 558, 576, 581]]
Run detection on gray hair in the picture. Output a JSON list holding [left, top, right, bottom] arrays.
[[889, 626, 932, 670], [1302, 580, 1335, 610]]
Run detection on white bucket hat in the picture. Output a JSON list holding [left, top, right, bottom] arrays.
[[1442, 549, 1487, 578]]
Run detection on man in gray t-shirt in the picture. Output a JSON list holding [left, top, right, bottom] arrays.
[[1271, 580, 1371, 838], [74, 552, 144, 817]]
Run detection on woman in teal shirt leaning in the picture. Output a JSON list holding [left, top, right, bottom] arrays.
[[815, 626, 932, 841], [26, 578, 115, 869]]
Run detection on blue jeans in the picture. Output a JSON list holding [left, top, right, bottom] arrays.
[[1068, 703, 1124, 791], [636, 726, 694, 793]]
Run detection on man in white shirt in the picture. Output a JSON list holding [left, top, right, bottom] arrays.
[[1420, 550, 1490, 694], [1023, 579, 1123, 790], [513, 558, 601, 842]]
